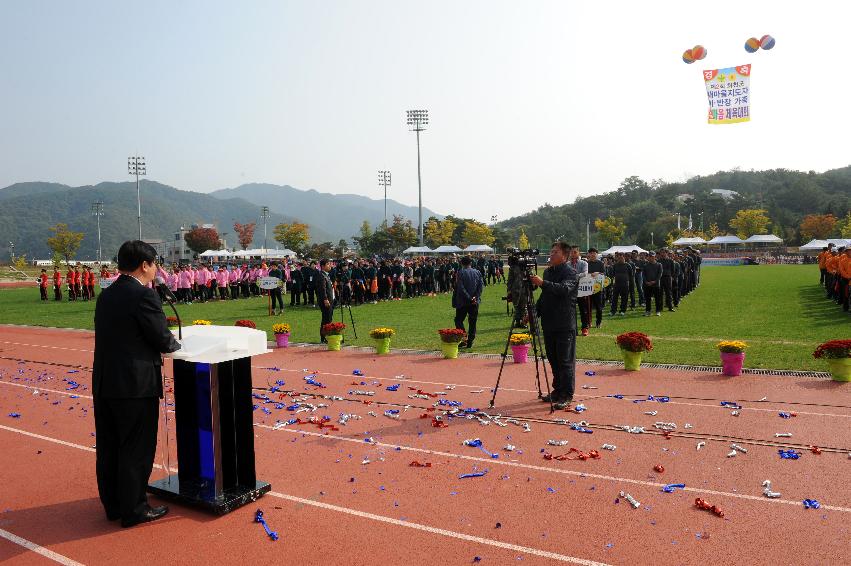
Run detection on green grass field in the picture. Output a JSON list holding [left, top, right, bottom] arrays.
[[0, 265, 845, 371]]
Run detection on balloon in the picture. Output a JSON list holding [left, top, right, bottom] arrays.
[[682, 49, 695, 64], [692, 45, 707, 60], [760, 35, 775, 50], [744, 37, 760, 53]]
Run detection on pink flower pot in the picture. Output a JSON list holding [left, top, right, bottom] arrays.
[[275, 333, 290, 348], [511, 343, 531, 364], [720, 351, 745, 376]]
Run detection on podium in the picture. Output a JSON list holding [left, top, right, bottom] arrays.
[[148, 325, 272, 515]]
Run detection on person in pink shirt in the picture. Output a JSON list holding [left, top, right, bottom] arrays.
[[230, 265, 241, 299], [208, 266, 218, 300], [196, 266, 209, 302], [178, 266, 192, 303]]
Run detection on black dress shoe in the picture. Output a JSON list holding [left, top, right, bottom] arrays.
[[541, 394, 554, 402], [121, 505, 169, 528], [106, 513, 120, 521]]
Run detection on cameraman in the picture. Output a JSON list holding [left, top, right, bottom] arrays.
[[453, 256, 483, 349], [530, 242, 579, 409]]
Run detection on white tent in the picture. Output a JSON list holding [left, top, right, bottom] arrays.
[[199, 249, 231, 257], [231, 248, 297, 258], [264, 248, 298, 258], [744, 234, 783, 244], [825, 238, 851, 247], [799, 239, 828, 251], [464, 244, 495, 252], [672, 237, 707, 246], [402, 246, 433, 254], [433, 245, 463, 253], [600, 245, 649, 256], [707, 235, 745, 245]]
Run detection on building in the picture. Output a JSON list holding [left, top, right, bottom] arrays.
[[164, 224, 227, 264], [711, 188, 740, 200]]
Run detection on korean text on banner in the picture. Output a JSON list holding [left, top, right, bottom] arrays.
[[703, 64, 751, 124]]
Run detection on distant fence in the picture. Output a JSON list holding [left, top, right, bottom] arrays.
[[31, 260, 113, 267]]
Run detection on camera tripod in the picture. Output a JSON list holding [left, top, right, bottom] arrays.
[[337, 291, 358, 339], [489, 272, 553, 413]]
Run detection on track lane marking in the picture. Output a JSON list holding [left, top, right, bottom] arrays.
[[0, 528, 85, 566]]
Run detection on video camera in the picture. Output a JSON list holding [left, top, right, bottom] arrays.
[[506, 247, 539, 276]]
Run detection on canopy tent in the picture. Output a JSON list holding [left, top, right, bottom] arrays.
[[672, 237, 707, 246], [464, 244, 494, 252], [402, 246, 433, 254], [707, 235, 745, 245], [231, 248, 297, 258], [799, 239, 828, 251], [264, 248, 298, 258], [744, 234, 783, 244], [599, 245, 649, 256], [432, 245, 463, 253], [199, 249, 231, 257], [825, 238, 851, 247]]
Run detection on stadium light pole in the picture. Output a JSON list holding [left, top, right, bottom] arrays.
[[378, 171, 391, 226], [260, 206, 270, 251], [406, 109, 428, 246], [128, 155, 146, 239], [91, 201, 104, 262]]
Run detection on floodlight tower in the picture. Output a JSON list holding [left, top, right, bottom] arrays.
[[378, 171, 391, 225], [260, 206, 270, 251], [128, 155, 147, 239], [406, 109, 428, 246], [91, 201, 104, 262]]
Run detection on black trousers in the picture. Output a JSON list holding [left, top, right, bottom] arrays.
[[543, 329, 576, 400], [319, 303, 334, 341], [660, 276, 673, 309], [644, 283, 662, 312], [40, 286, 48, 300], [54, 284, 62, 301], [94, 396, 159, 521], [270, 288, 284, 311], [611, 284, 629, 313], [290, 285, 301, 305], [454, 304, 479, 345]]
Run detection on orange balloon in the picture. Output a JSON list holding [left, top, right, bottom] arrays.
[[682, 49, 695, 64], [692, 45, 706, 60]]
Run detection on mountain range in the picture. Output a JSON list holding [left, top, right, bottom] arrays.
[[0, 180, 440, 260]]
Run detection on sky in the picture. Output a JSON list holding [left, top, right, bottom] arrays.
[[1, 1, 849, 223]]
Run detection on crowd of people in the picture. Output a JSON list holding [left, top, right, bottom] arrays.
[[38, 264, 114, 302], [817, 244, 851, 312]]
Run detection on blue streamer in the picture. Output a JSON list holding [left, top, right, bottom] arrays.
[[661, 483, 686, 493], [353, 369, 364, 376], [254, 509, 279, 541], [778, 412, 792, 418], [778, 449, 801, 460], [386, 384, 400, 391], [8, 412, 21, 418], [802, 499, 820, 509], [459, 469, 488, 479]]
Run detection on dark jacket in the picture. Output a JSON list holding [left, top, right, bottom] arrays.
[[315, 270, 334, 303], [535, 262, 579, 332], [643, 261, 662, 284], [93, 274, 181, 399], [452, 267, 483, 308]]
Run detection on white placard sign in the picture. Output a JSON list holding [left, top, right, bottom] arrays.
[[258, 276, 282, 290], [577, 274, 610, 297], [99, 276, 118, 289]]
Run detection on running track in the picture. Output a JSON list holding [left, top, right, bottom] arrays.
[[0, 326, 849, 565]]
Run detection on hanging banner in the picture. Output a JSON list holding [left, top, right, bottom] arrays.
[[703, 64, 751, 124]]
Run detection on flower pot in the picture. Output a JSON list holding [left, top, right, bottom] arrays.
[[511, 343, 531, 364], [374, 337, 391, 355], [826, 358, 851, 382], [326, 334, 343, 351], [720, 351, 745, 376], [622, 350, 643, 371], [275, 332, 290, 348], [440, 341, 460, 359]]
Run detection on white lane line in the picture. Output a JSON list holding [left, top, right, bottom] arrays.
[[0, 425, 606, 565], [0, 341, 92, 354], [266, 491, 609, 565], [0, 528, 85, 566], [255, 423, 851, 513]]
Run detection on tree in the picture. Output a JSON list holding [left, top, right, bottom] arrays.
[[594, 217, 626, 245], [273, 222, 310, 254], [334, 239, 349, 256], [233, 222, 256, 250], [183, 227, 220, 255], [306, 241, 334, 258], [799, 214, 837, 240], [838, 213, 851, 239], [386, 215, 418, 252], [460, 220, 495, 246], [47, 223, 84, 264], [729, 209, 770, 239], [423, 217, 457, 248], [518, 228, 530, 249]]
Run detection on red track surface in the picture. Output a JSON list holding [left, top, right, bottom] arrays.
[[1, 325, 849, 565]]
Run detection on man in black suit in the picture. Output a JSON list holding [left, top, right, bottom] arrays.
[[93, 240, 181, 528], [315, 258, 335, 342], [531, 242, 579, 409], [452, 256, 483, 349]]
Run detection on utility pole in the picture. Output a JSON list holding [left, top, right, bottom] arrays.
[[91, 201, 104, 262], [260, 206, 270, 252], [406, 109, 428, 246], [378, 171, 391, 225]]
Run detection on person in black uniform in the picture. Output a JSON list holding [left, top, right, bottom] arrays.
[[531, 242, 579, 410], [642, 251, 663, 316], [585, 248, 605, 328], [453, 256, 483, 349], [290, 261, 303, 306], [315, 258, 335, 342], [302, 261, 315, 306], [658, 248, 676, 312], [610, 252, 631, 315], [268, 262, 285, 315], [92, 240, 181, 528], [631, 250, 645, 306]]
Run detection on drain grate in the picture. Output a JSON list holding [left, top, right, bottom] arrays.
[[277, 342, 831, 379]]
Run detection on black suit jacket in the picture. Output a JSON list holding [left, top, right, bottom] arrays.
[[315, 270, 334, 303], [535, 262, 579, 333], [93, 274, 181, 399]]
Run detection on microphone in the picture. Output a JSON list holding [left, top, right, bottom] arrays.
[[156, 276, 182, 340]]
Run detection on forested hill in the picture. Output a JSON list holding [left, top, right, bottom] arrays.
[[497, 166, 851, 248]]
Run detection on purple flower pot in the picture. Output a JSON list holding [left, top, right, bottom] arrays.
[[275, 333, 290, 348], [720, 351, 745, 376]]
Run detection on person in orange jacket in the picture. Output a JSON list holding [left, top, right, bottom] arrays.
[[825, 248, 840, 301], [839, 248, 851, 311], [817, 246, 830, 287]]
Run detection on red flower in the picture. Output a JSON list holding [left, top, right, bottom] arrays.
[[616, 331, 653, 353], [438, 328, 467, 343], [234, 319, 256, 329], [322, 322, 346, 335], [812, 339, 851, 359]]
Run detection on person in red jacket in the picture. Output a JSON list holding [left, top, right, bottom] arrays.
[[38, 269, 49, 301], [53, 267, 63, 301], [73, 265, 82, 300], [66, 266, 76, 301], [87, 266, 97, 300]]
